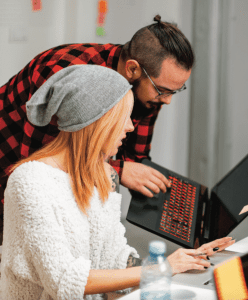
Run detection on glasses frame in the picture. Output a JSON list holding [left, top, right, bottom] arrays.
[[142, 67, 187, 99]]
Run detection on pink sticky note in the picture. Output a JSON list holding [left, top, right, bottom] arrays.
[[97, 12, 106, 25], [239, 205, 248, 215], [31, 0, 42, 11]]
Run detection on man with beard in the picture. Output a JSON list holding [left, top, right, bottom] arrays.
[[0, 15, 193, 238]]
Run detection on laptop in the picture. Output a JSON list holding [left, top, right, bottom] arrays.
[[127, 155, 248, 290], [126, 154, 248, 249]]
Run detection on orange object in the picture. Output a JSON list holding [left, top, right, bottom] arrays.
[[214, 256, 248, 300], [98, 0, 107, 14]]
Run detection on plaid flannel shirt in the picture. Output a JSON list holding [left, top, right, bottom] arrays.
[[0, 42, 161, 210]]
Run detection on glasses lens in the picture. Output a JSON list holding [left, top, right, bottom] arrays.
[[180, 85, 187, 92], [156, 85, 186, 98], [155, 91, 173, 99]]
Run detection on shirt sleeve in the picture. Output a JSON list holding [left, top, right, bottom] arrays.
[[5, 169, 91, 300], [108, 159, 124, 179]]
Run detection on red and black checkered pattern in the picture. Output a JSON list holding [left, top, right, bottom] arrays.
[[116, 99, 161, 165], [0, 42, 161, 209]]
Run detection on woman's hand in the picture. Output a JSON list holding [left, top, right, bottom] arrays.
[[195, 236, 235, 257], [167, 237, 235, 275], [167, 248, 211, 274]]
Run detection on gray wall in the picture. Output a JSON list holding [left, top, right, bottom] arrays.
[[227, 0, 248, 170], [189, 0, 248, 189], [0, 0, 66, 86]]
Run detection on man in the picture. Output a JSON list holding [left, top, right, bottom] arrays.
[[0, 15, 193, 232]]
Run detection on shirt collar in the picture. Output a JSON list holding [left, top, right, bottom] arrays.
[[106, 44, 123, 71]]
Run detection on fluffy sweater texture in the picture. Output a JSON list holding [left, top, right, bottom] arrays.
[[1, 161, 138, 299]]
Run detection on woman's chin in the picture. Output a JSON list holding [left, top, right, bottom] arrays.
[[108, 149, 118, 158], [108, 143, 122, 157]]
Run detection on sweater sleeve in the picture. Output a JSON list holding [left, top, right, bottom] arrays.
[[106, 220, 139, 295], [112, 221, 139, 270], [6, 167, 91, 300], [99, 198, 139, 271]]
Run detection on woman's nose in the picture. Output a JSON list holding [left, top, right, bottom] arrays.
[[125, 118, 134, 133]]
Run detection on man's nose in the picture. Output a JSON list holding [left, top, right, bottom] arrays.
[[161, 95, 173, 105]]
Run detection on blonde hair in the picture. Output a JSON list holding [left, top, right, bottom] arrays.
[[11, 90, 133, 214]]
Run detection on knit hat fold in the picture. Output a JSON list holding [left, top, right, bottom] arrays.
[[26, 65, 132, 132]]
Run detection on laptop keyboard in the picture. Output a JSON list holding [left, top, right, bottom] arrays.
[[159, 175, 196, 242]]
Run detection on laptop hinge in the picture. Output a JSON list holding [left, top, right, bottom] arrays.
[[198, 185, 210, 244]]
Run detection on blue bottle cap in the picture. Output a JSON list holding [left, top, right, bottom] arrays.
[[149, 241, 166, 255]]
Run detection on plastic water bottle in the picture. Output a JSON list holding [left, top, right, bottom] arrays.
[[140, 240, 172, 300]]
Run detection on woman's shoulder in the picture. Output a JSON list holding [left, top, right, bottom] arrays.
[[8, 160, 67, 188], [5, 161, 70, 209]]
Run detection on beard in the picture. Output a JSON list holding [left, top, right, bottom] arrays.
[[131, 78, 162, 111], [131, 78, 141, 103]]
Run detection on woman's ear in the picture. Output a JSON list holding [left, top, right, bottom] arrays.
[[125, 60, 142, 81]]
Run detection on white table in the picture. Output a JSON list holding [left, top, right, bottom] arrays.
[[118, 237, 248, 300], [118, 283, 217, 300]]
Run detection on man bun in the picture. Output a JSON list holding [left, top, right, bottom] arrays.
[[154, 15, 162, 23], [120, 14, 194, 77]]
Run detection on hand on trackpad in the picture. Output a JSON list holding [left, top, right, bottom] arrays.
[[147, 188, 160, 198]]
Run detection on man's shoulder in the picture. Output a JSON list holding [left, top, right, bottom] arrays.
[[2, 43, 123, 99], [38, 43, 121, 57], [33, 43, 122, 72]]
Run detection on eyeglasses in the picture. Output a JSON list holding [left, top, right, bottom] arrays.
[[142, 67, 187, 99]]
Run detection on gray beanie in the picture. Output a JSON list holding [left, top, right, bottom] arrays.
[[26, 65, 132, 132]]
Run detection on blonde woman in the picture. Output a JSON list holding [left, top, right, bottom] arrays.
[[1, 65, 234, 300]]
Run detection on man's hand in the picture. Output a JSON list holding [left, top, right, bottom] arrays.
[[121, 161, 171, 197]]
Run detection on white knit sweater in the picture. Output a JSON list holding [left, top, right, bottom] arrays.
[[1, 161, 138, 300]]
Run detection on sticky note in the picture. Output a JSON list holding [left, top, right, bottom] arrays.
[[96, 27, 106, 36], [31, 0, 42, 11], [99, 1, 107, 14]]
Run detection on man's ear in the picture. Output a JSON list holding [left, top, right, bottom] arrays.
[[125, 60, 142, 81]]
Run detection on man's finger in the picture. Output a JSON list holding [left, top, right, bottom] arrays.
[[149, 175, 167, 193], [140, 186, 154, 198], [150, 168, 171, 188], [121, 162, 171, 197], [143, 180, 162, 196], [143, 166, 168, 193]]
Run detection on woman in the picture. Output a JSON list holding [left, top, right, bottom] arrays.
[[1, 65, 234, 299]]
